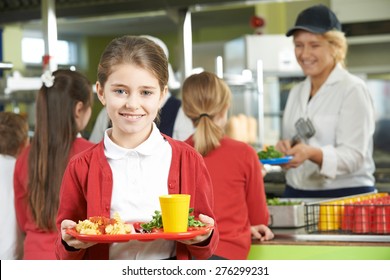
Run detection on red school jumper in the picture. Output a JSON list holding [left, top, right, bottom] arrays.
[[13, 138, 94, 260], [186, 136, 269, 259], [55, 135, 219, 260]]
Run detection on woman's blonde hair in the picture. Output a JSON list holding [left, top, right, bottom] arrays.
[[182, 71, 231, 156], [323, 30, 348, 67]]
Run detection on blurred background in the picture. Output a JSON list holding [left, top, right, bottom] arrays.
[[1, 0, 389, 194]]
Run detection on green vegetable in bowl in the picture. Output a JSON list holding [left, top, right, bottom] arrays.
[[267, 197, 302, 206], [257, 145, 284, 159]]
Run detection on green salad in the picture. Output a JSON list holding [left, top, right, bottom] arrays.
[[141, 208, 205, 232], [257, 145, 283, 160], [267, 197, 302, 206]]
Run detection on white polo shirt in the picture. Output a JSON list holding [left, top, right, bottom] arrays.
[[104, 123, 175, 259]]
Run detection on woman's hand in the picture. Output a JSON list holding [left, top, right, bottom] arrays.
[[251, 224, 274, 241], [61, 219, 97, 250], [275, 139, 292, 155], [282, 142, 323, 169], [178, 214, 214, 245]]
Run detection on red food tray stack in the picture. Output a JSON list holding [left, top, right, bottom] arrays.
[[305, 193, 390, 234]]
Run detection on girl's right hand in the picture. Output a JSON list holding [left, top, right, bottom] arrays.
[[178, 214, 214, 245], [61, 219, 97, 249]]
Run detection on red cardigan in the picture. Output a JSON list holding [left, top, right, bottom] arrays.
[[13, 137, 94, 260], [186, 136, 269, 259], [55, 135, 219, 260]]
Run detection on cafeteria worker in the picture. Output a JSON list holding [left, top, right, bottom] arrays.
[[275, 4, 376, 198]]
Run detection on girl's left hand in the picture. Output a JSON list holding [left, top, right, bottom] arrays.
[[178, 214, 214, 245], [251, 224, 274, 241]]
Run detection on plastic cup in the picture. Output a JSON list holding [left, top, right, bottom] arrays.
[[159, 194, 190, 233]]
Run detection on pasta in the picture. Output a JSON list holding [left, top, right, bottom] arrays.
[[75, 212, 133, 235]]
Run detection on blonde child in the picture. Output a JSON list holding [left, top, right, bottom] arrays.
[[182, 71, 273, 259]]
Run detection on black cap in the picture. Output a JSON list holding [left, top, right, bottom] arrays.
[[286, 4, 341, 37]]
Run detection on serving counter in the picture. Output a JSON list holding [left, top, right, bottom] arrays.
[[249, 227, 390, 260]]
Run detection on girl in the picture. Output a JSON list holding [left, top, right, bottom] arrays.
[[14, 69, 94, 259], [181, 71, 273, 260], [56, 36, 218, 260]]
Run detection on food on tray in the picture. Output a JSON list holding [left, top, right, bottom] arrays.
[[257, 145, 284, 160], [74, 208, 206, 236], [139, 208, 205, 233], [75, 212, 133, 235]]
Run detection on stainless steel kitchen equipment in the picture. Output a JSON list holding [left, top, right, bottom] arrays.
[[268, 203, 305, 228]]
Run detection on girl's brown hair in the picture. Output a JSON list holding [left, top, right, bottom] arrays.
[[28, 69, 93, 230], [0, 112, 28, 156], [181, 71, 232, 156], [97, 35, 169, 124], [97, 35, 168, 92]]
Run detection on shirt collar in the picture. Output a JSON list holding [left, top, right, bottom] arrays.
[[305, 63, 346, 88], [104, 123, 166, 159], [324, 63, 346, 85]]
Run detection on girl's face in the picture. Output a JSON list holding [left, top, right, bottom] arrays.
[[96, 63, 167, 148], [293, 30, 335, 80]]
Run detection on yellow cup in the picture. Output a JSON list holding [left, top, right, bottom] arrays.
[[159, 194, 190, 233]]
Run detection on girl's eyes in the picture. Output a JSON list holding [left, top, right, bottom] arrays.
[[112, 89, 154, 96], [141, 90, 153, 96], [114, 89, 126, 95]]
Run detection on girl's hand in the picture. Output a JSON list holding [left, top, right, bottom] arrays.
[[61, 219, 97, 250], [251, 224, 274, 241], [178, 214, 214, 245]]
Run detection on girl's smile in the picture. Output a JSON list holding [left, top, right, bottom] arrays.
[[96, 63, 167, 148]]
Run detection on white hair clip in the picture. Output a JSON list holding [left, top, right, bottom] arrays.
[[41, 70, 55, 88]]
